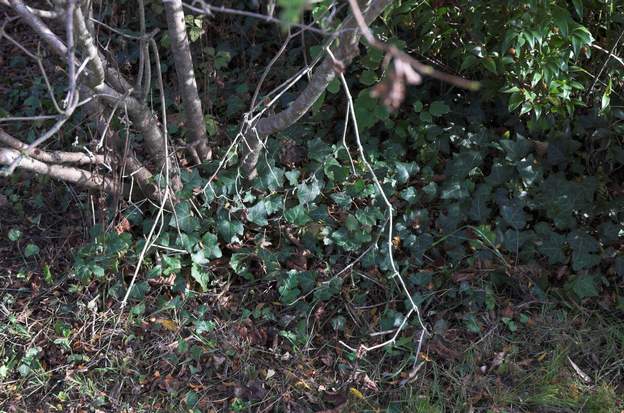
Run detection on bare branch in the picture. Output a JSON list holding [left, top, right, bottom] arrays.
[[588, 30, 624, 96], [73, 2, 105, 86], [0, 128, 106, 166], [240, 0, 394, 178], [0, 98, 80, 176], [0, 147, 119, 193], [0, 0, 60, 19], [135, 0, 148, 96], [9, 0, 67, 55], [592, 42, 624, 67]]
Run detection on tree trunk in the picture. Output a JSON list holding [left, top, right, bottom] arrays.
[[163, 0, 212, 163]]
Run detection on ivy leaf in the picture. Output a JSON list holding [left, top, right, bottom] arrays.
[[330, 192, 352, 208], [486, 163, 514, 186], [201, 232, 222, 259], [284, 205, 311, 226], [297, 180, 321, 204], [501, 203, 526, 230], [24, 243, 40, 257], [500, 136, 532, 162], [445, 150, 482, 179], [169, 201, 199, 234], [314, 277, 343, 301], [463, 313, 482, 333], [8, 228, 22, 241], [285, 170, 300, 186], [468, 184, 492, 222], [400, 186, 418, 204], [217, 216, 244, 243], [279, 271, 301, 304], [163, 255, 182, 276], [331, 316, 346, 331], [259, 165, 284, 191], [517, 158, 541, 187], [535, 224, 567, 264], [394, 162, 419, 184], [327, 78, 340, 94], [306, 138, 332, 162], [359, 70, 378, 86], [247, 201, 268, 226], [503, 229, 534, 252], [441, 182, 469, 200], [429, 101, 450, 117], [229, 253, 248, 274], [572, 251, 601, 271], [324, 157, 349, 183], [419, 111, 433, 123], [191, 250, 209, 265], [191, 264, 210, 292], [129, 281, 150, 300], [570, 275, 599, 299], [568, 230, 599, 253]]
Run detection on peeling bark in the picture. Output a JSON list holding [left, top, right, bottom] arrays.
[[163, 0, 212, 163]]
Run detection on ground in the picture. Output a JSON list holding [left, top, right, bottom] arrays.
[[1, 176, 622, 413]]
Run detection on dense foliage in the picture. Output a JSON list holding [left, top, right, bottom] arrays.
[[1, 0, 623, 411]]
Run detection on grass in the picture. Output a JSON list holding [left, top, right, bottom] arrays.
[[1, 271, 623, 412], [1, 179, 623, 412]]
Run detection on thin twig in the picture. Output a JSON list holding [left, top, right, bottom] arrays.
[[182, 0, 331, 36], [588, 30, 624, 97], [334, 59, 428, 356], [117, 38, 172, 319]]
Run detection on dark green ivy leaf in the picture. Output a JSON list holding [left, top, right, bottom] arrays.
[[284, 205, 311, 226], [535, 223, 567, 264], [191, 263, 210, 292], [217, 216, 244, 243], [201, 232, 222, 259], [247, 201, 268, 226], [501, 203, 526, 230], [570, 274, 599, 299], [169, 201, 200, 234]]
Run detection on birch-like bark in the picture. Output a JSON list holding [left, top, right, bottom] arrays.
[[240, 0, 393, 179], [9, 0, 168, 169], [163, 0, 212, 163], [73, 4, 105, 86], [0, 148, 119, 193], [0, 128, 106, 165]]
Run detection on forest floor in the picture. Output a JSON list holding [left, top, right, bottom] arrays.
[[1, 177, 623, 413]]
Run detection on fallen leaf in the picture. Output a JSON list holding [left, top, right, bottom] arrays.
[[349, 387, 364, 400], [157, 319, 178, 332]]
